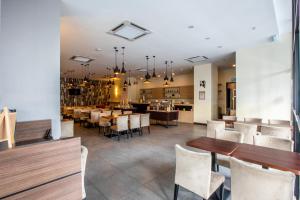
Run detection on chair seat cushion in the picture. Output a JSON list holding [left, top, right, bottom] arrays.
[[209, 172, 225, 198]]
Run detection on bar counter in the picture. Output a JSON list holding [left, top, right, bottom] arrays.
[[148, 110, 179, 128]]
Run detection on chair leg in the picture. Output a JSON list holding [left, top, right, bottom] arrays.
[[141, 128, 143, 136], [148, 126, 150, 134], [118, 131, 120, 141], [219, 183, 224, 200], [130, 129, 133, 137], [174, 184, 179, 200], [216, 164, 219, 172], [127, 130, 129, 139]]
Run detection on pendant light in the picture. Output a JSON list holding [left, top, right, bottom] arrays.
[[170, 61, 174, 82], [113, 47, 120, 74], [144, 56, 151, 83], [128, 70, 132, 86], [152, 56, 157, 78], [164, 61, 169, 81], [121, 46, 127, 75]]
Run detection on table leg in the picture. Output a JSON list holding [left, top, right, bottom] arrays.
[[211, 152, 216, 172]]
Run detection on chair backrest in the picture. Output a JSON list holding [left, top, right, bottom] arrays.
[[215, 129, 243, 143], [244, 117, 262, 124], [90, 111, 100, 122], [234, 122, 257, 144], [112, 110, 122, 116], [175, 144, 211, 198], [268, 119, 290, 126], [130, 114, 140, 129], [116, 115, 128, 132], [222, 115, 237, 121], [254, 135, 294, 152], [260, 126, 292, 140], [141, 113, 150, 127], [103, 110, 112, 116], [206, 121, 225, 138], [81, 145, 88, 199], [230, 157, 295, 200], [123, 111, 133, 115]]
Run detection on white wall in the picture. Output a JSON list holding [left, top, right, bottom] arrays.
[[236, 33, 292, 122], [194, 63, 218, 123], [0, 0, 61, 138]]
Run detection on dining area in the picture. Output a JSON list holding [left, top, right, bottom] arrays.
[[175, 118, 298, 200]]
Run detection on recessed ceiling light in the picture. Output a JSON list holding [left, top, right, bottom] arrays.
[[108, 20, 151, 41], [185, 56, 208, 63], [205, 37, 210, 40], [188, 25, 194, 29], [217, 46, 223, 48], [70, 56, 94, 63], [252, 26, 256, 30], [95, 48, 102, 51], [233, 64, 236, 67], [157, 74, 161, 78]]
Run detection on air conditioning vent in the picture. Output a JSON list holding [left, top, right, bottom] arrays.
[[108, 20, 151, 41], [184, 56, 208, 63], [70, 56, 94, 63]]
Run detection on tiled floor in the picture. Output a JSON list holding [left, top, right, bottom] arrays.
[[75, 123, 231, 200]]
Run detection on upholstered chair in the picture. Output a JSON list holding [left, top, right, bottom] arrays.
[[103, 110, 112, 116], [129, 114, 141, 136], [140, 113, 150, 134], [110, 115, 129, 140], [112, 110, 122, 116], [206, 121, 225, 138], [260, 125, 292, 140], [230, 157, 295, 200], [244, 117, 262, 124], [234, 122, 257, 144], [87, 111, 100, 127], [215, 129, 243, 168], [174, 144, 225, 200], [81, 146, 88, 200], [254, 135, 294, 152], [268, 119, 290, 126], [123, 110, 133, 115], [98, 112, 111, 136]]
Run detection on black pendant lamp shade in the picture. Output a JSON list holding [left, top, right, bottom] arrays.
[[121, 47, 126, 75], [152, 56, 157, 78], [145, 56, 151, 81], [128, 70, 132, 86], [164, 61, 169, 81], [170, 61, 174, 82], [113, 47, 120, 74]]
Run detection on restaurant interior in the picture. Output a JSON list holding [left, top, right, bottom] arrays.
[[0, 0, 299, 200]]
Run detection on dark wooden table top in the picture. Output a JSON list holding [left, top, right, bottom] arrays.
[[186, 137, 239, 156], [232, 143, 300, 175]]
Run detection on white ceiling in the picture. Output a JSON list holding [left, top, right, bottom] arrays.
[[60, 0, 291, 78]]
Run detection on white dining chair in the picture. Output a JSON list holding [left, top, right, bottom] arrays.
[[110, 115, 129, 140], [129, 114, 141, 136], [81, 145, 88, 200], [234, 122, 257, 144], [206, 120, 225, 138], [260, 125, 292, 140], [103, 110, 112, 116], [222, 115, 237, 121], [244, 117, 262, 124], [140, 113, 150, 134], [254, 135, 294, 152], [215, 129, 243, 169], [174, 144, 225, 200], [73, 109, 81, 122], [98, 112, 111, 136], [87, 111, 100, 127], [230, 157, 295, 200], [268, 119, 290, 126]]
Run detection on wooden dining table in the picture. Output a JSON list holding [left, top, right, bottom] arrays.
[[186, 136, 300, 199]]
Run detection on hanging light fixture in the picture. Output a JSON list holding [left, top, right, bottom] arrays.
[[128, 70, 132, 86], [164, 61, 169, 81], [152, 56, 157, 78], [121, 47, 127, 75], [144, 56, 151, 83], [113, 47, 120, 74], [170, 61, 174, 82]]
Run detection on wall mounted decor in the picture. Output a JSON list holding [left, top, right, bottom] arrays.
[[200, 80, 206, 88]]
